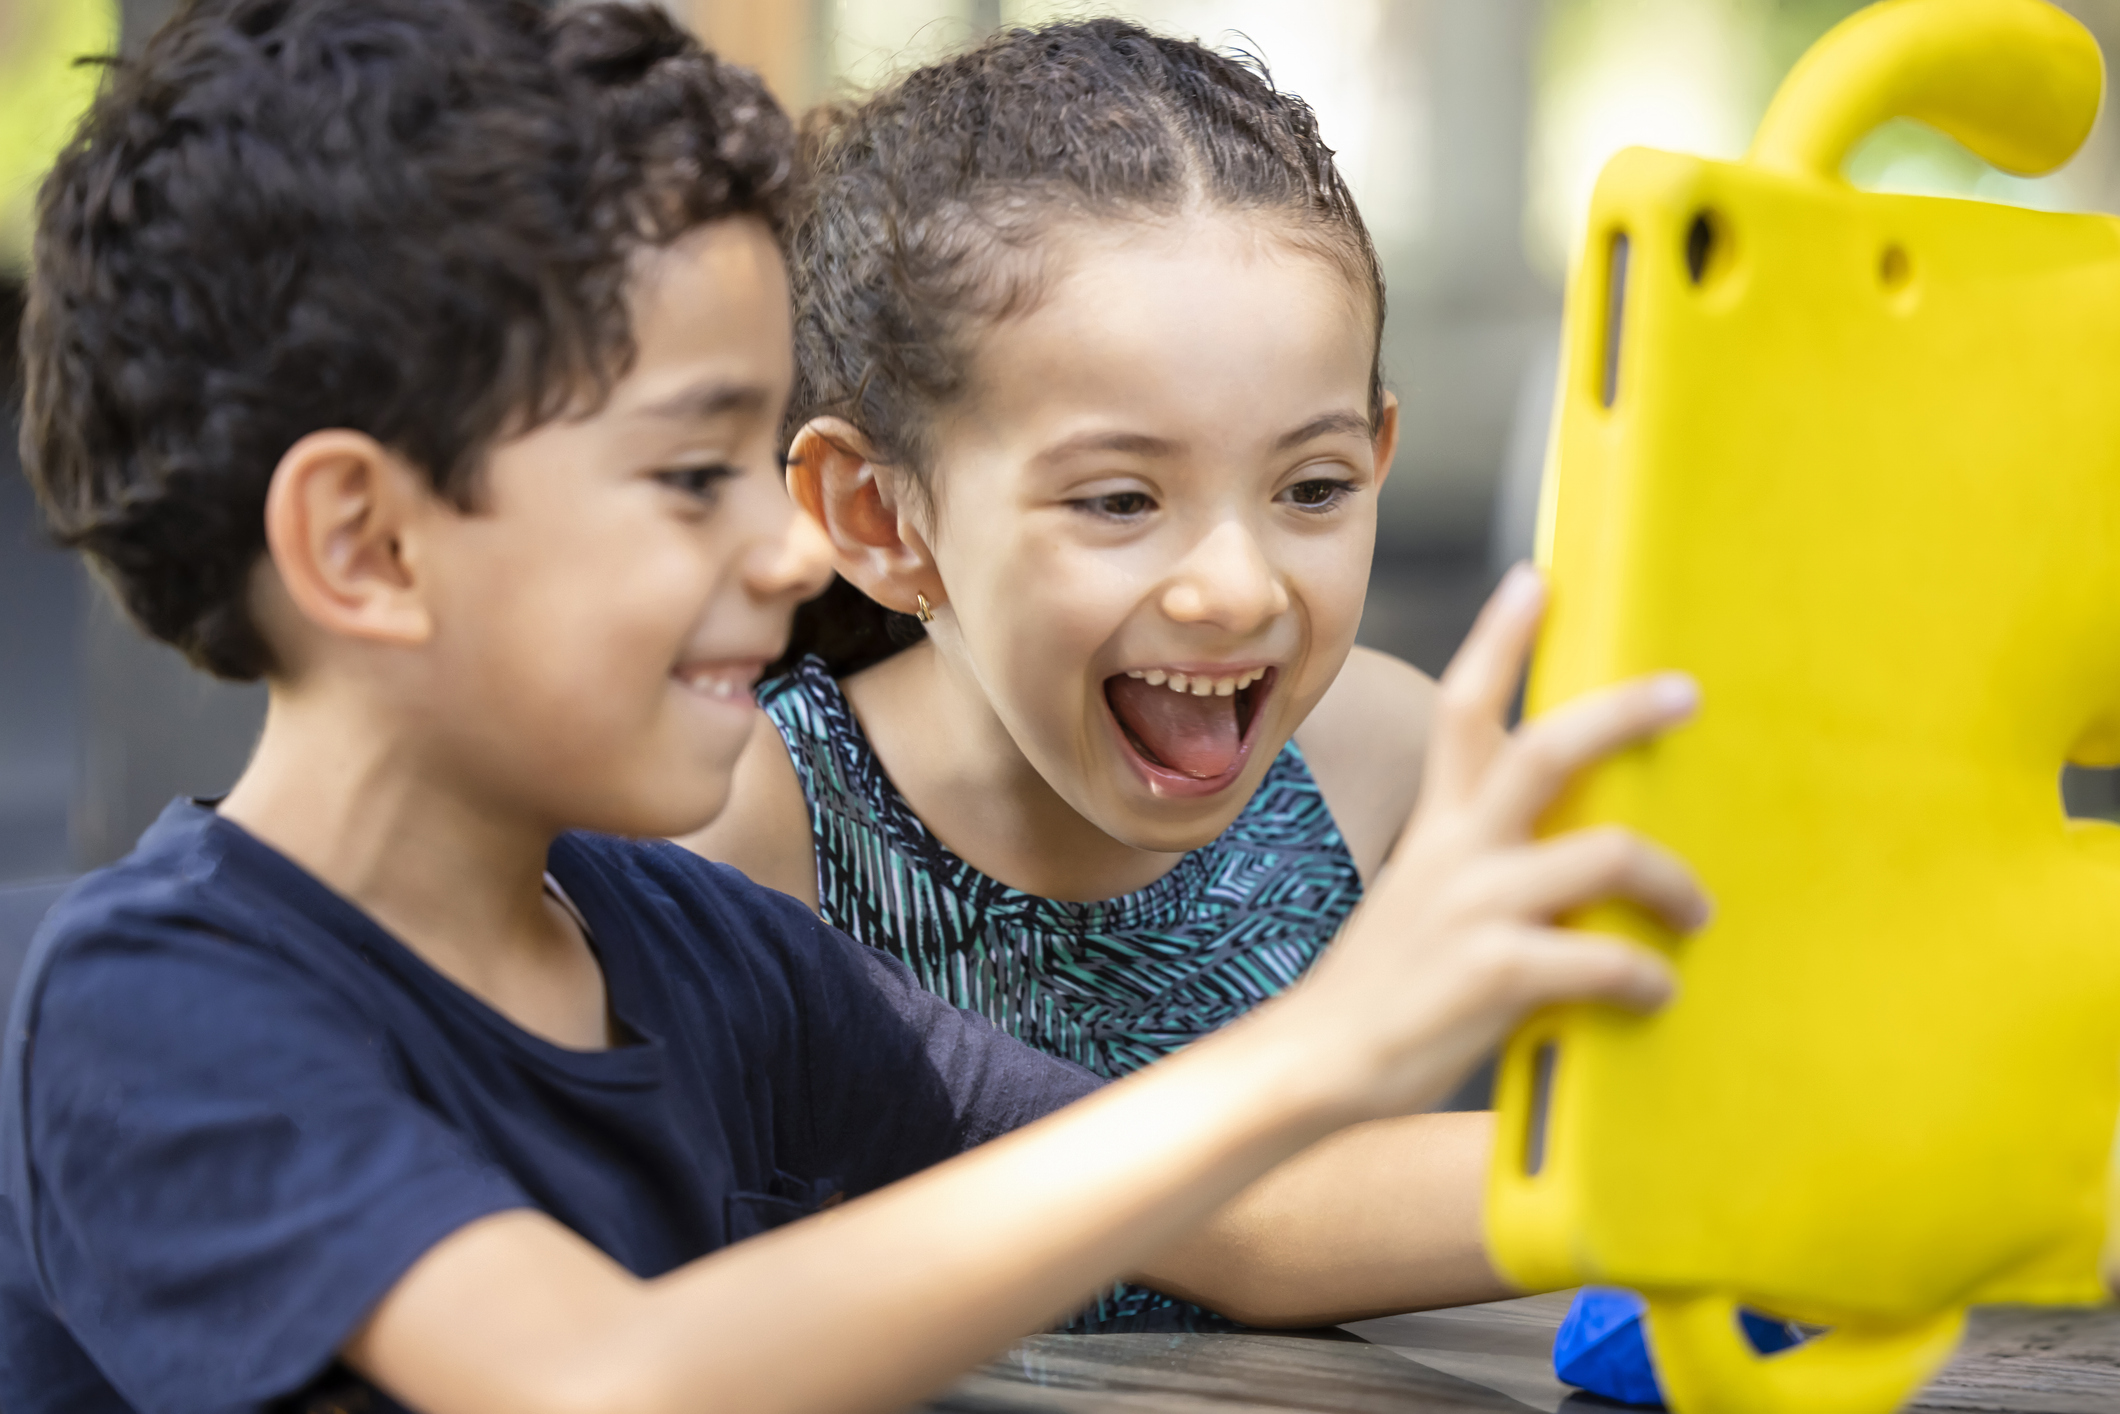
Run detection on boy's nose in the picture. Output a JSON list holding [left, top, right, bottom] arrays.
[[749, 494, 837, 602], [1160, 518, 1290, 632]]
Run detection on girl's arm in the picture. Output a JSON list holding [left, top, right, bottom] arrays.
[[345, 568, 1706, 1414], [1296, 643, 1438, 880], [675, 711, 821, 909]]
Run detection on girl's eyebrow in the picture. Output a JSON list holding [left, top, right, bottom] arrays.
[[1274, 410, 1373, 450], [1034, 410, 1372, 467]]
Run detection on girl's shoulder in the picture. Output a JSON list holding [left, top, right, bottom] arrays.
[[1293, 646, 1437, 881]]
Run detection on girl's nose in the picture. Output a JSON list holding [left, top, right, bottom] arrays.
[[1160, 518, 1291, 631]]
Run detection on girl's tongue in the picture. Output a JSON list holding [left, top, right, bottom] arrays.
[[1106, 674, 1243, 779]]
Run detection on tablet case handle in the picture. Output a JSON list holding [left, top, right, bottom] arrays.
[[1750, 0, 2102, 186], [1506, 7, 2103, 1412], [1645, 1294, 1965, 1414]]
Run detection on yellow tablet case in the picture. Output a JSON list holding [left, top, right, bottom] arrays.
[[1483, 3, 2120, 1411]]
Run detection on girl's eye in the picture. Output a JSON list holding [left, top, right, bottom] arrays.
[[1075, 491, 1156, 519], [1284, 478, 1356, 510], [656, 463, 740, 501]]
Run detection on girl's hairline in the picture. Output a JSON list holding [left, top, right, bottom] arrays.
[[794, 198, 1387, 473]]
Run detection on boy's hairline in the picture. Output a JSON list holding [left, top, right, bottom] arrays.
[[239, 214, 787, 682], [22, 0, 800, 684]]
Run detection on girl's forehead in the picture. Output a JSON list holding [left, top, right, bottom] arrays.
[[921, 224, 1379, 490], [964, 216, 1374, 391], [1043, 210, 1373, 302]]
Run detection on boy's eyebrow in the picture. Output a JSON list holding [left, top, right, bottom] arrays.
[[1274, 411, 1373, 449], [1034, 430, 1182, 463], [632, 381, 772, 421]]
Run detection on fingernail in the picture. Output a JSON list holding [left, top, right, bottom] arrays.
[[1499, 562, 1544, 608], [1652, 672, 1699, 714]]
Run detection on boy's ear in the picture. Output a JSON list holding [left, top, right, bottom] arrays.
[[261, 430, 438, 652], [1372, 392, 1401, 491], [786, 417, 941, 617]]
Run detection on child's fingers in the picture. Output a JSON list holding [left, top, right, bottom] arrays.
[[1424, 564, 1547, 804], [1472, 672, 1700, 841], [1475, 925, 1678, 1018], [1473, 827, 1710, 934]]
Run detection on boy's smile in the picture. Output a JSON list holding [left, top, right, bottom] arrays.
[[674, 658, 773, 704]]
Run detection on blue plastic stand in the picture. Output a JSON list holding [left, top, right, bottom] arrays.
[[1554, 1288, 1804, 1408]]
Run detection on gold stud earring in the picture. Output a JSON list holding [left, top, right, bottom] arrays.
[[915, 592, 935, 624]]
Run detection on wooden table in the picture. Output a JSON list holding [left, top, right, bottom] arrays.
[[924, 1292, 2120, 1412]]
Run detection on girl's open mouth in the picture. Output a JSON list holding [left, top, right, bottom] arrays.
[[1102, 666, 1276, 798]]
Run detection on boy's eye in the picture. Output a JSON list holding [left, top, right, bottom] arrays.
[[1074, 490, 1156, 519], [656, 463, 740, 501], [1283, 478, 1355, 510]]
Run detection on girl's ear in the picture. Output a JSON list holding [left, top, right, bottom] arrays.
[[786, 418, 942, 618], [261, 429, 437, 656]]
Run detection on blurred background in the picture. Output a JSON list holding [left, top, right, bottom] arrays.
[[5, 0, 2120, 986]]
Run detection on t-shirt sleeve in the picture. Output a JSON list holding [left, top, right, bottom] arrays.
[[12, 922, 529, 1413], [717, 873, 1106, 1194]]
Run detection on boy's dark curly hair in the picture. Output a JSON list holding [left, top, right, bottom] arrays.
[[784, 18, 1386, 675], [22, 0, 796, 681]]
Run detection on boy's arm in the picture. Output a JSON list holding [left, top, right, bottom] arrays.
[[673, 710, 821, 909], [348, 1011, 1402, 1414], [1296, 644, 1437, 880], [1134, 1109, 1504, 1325], [347, 568, 1706, 1414], [353, 1047, 1517, 1414]]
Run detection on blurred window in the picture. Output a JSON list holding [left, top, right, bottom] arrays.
[[825, 0, 1431, 247], [0, 0, 119, 272], [1528, 0, 2115, 280]]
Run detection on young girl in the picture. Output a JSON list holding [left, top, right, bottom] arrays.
[[684, 19, 1459, 1329], [686, 21, 1788, 1385]]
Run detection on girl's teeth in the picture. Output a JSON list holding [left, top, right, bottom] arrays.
[[1120, 667, 1269, 694]]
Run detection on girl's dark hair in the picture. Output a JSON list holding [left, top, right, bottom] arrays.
[[779, 18, 1386, 676], [23, 0, 795, 681]]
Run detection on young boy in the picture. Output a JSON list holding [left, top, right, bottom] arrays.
[[1, 2, 1706, 1410]]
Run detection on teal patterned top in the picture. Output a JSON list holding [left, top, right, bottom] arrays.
[[760, 657, 1366, 1329]]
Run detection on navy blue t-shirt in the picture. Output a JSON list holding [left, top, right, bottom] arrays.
[[0, 802, 1101, 1413]]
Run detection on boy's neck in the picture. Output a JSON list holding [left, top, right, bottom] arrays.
[[218, 679, 614, 1049], [842, 642, 1189, 902]]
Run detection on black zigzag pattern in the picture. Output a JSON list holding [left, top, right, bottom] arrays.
[[762, 658, 1364, 1078]]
